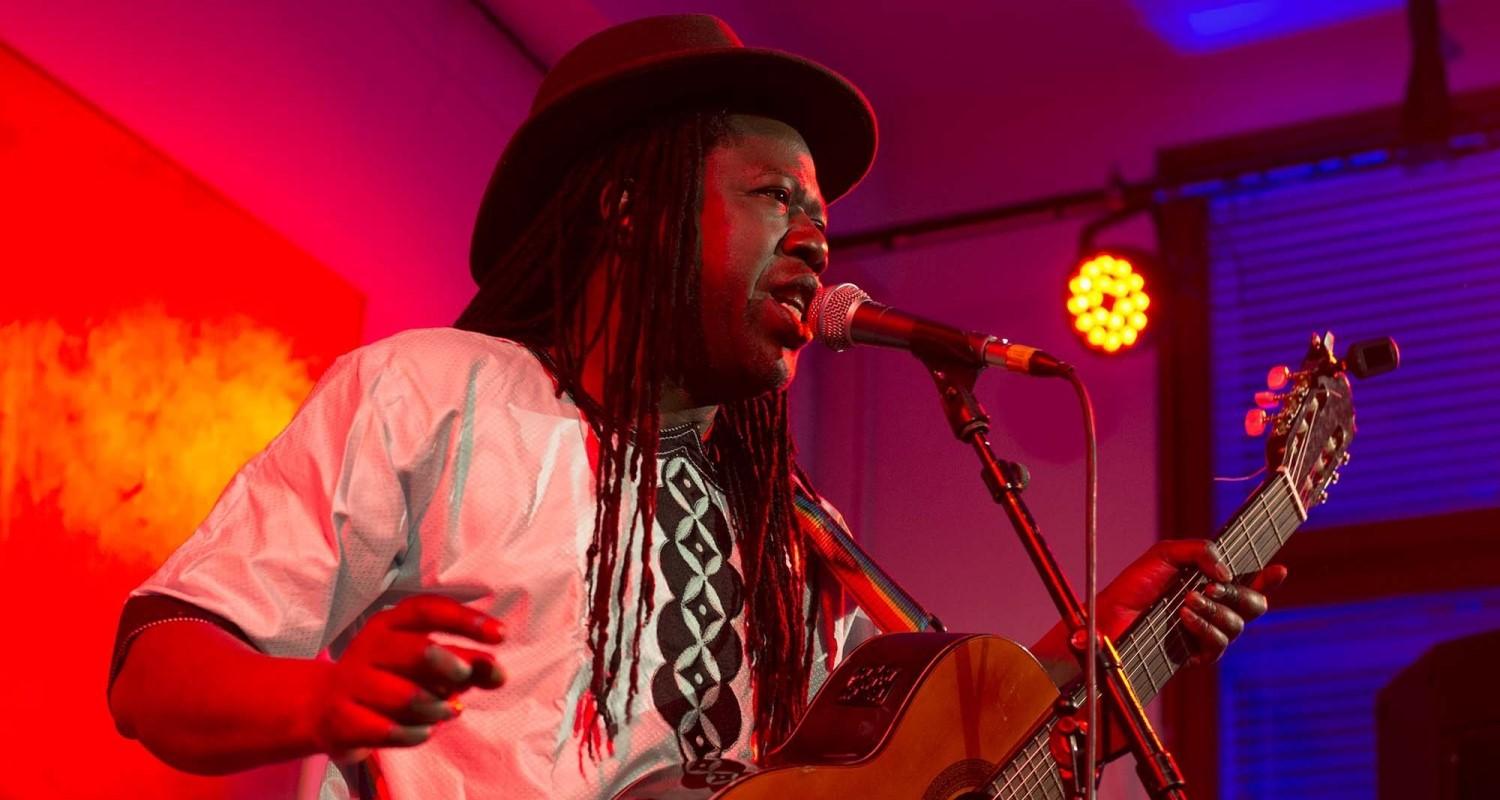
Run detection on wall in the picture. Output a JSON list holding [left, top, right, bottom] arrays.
[[0, 0, 542, 341]]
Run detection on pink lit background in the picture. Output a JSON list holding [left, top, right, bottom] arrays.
[[4, 2, 1500, 798]]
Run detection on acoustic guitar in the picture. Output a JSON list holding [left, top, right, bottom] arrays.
[[617, 333, 1363, 800]]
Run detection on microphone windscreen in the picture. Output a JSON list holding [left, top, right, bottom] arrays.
[[810, 283, 870, 352]]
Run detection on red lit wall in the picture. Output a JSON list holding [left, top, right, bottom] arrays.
[[0, 43, 363, 798]]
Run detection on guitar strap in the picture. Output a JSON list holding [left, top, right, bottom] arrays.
[[791, 466, 944, 636]]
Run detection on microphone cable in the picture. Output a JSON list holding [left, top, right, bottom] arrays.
[[1062, 367, 1100, 800]]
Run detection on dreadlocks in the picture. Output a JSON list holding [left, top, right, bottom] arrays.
[[454, 109, 818, 758]]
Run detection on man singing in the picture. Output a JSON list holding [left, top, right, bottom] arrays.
[[107, 14, 1282, 798]]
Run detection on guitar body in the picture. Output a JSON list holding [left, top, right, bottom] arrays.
[[615, 632, 1060, 800]]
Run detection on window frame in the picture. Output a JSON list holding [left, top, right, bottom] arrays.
[[1153, 86, 1500, 799]]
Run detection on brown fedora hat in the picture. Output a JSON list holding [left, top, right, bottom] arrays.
[[468, 13, 878, 282]]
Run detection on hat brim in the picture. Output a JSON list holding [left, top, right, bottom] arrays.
[[469, 47, 877, 282]]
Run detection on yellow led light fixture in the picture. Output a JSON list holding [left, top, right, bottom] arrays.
[[1066, 249, 1154, 355]]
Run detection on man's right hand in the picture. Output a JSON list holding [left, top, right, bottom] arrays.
[[311, 595, 506, 761]]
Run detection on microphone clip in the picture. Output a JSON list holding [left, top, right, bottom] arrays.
[[925, 355, 1031, 494], [925, 359, 990, 441]]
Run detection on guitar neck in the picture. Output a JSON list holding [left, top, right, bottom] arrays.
[[1107, 469, 1307, 707], [985, 472, 1309, 799]]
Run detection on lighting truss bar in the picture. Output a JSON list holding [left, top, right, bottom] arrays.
[[828, 126, 1500, 256]]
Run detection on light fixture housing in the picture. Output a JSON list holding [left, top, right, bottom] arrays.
[[1066, 247, 1157, 355]]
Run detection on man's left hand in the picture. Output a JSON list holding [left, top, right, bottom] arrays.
[[1097, 539, 1288, 666]]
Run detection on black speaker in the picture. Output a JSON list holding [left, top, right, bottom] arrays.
[[1377, 629, 1500, 800]]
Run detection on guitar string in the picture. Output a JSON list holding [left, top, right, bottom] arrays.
[[1117, 475, 1300, 684], [1016, 731, 1056, 797], [986, 476, 1305, 800], [1034, 466, 1311, 795], [1113, 476, 1300, 697], [997, 483, 1298, 800], [984, 504, 1278, 798], [1047, 482, 1302, 794], [991, 384, 1330, 797], [997, 734, 1055, 800], [978, 468, 1308, 798], [1145, 475, 1301, 673]]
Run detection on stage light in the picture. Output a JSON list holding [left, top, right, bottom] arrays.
[[1066, 249, 1154, 355]]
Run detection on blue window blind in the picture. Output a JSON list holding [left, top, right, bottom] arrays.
[[1207, 148, 1500, 530], [1217, 587, 1500, 799], [1203, 147, 1500, 800]]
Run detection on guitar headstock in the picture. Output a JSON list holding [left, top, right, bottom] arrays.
[[1245, 333, 1397, 510]]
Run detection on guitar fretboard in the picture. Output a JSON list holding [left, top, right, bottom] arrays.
[[1113, 470, 1305, 706], [985, 471, 1307, 799]]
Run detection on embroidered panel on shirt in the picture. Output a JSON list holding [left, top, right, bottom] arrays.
[[650, 431, 745, 762]]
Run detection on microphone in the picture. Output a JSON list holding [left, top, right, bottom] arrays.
[[809, 283, 1071, 377]]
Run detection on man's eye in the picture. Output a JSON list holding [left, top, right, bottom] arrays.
[[759, 187, 792, 205]]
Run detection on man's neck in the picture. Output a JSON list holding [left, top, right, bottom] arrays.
[[659, 384, 717, 439]]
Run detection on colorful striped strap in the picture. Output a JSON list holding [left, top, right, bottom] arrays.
[[792, 480, 943, 635]]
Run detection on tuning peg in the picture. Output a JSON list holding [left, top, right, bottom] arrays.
[[1254, 391, 1281, 408], [1339, 452, 1351, 466], [1245, 408, 1269, 437], [1329, 471, 1341, 485], [1267, 365, 1292, 390], [1317, 489, 1330, 506]]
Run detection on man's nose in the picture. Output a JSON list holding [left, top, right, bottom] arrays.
[[782, 216, 829, 274]]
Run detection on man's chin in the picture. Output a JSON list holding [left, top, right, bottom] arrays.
[[772, 353, 797, 390], [754, 348, 797, 394]]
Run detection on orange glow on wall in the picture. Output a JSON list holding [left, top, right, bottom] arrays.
[[0, 41, 363, 798], [1, 311, 317, 563]]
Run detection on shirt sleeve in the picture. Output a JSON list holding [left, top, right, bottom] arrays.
[[119, 339, 463, 666], [108, 594, 256, 690]]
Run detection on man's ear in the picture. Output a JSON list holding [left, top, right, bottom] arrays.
[[598, 179, 633, 225]]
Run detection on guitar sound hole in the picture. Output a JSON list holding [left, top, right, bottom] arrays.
[[922, 759, 996, 800]]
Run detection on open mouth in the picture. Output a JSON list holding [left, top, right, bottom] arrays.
[[769, 285, 812, 323]]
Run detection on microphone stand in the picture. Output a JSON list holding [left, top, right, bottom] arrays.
[[919, 354, 1189, 800]]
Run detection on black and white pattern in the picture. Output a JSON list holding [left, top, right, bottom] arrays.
[[649, 430, 745, 761]]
